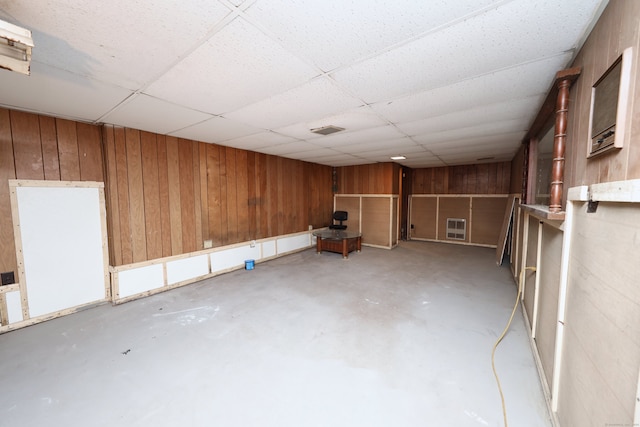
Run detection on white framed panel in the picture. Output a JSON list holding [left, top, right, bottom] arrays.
[[6, 291, 23, 324], [166, 254, 209, 285], [118, 264, 164, 298], [262, 240, 277, 258], [11, 181, 109, 319], [277, 234, 311, 254], [211, 245, 261, 273]]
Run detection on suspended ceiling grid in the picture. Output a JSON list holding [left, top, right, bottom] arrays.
[[0, 0, 606, 168]]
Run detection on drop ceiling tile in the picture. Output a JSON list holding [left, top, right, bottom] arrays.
[[421, 131, 526, 151], [221, 131, 300, 151], [371, 54, 570, 124], [294, 148, 344, 160], [224, 77, 363, 129], [332, 0, 601, 102], [332, 137, 416, 154], [274, 106, 388, 140], [308, 125, 405, 148], [0, 62, 133, 122], [245, 0, 501, 72], [101, 94, 213, 135], [145, 18, 320, 115], [169, 116, 263, 144], [411, 119, 529, 146], [395, 95, 543, 137], [2, 1, 232, 89], [257, 141, 324, 156]]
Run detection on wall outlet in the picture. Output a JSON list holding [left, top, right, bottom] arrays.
[[250, 240, 256, 248], [203, 239, 213, 249], [1, 271, 15, 286]]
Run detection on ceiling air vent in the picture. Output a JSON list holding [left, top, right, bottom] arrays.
[[310, 125, 345, 136]]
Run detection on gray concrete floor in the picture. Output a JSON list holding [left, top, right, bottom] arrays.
[[0, 241, 551, 427]]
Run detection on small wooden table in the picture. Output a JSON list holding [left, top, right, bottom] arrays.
[[313, 230, 362, 259]]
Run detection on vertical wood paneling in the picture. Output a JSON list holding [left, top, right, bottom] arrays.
[[77, 123, 104, 182], [103, 126, 122, 266], [235, 148, 250, 242], [11, 111, 44, 180], [206, 144, 222, 246], [125, 129, 147, 262], [198, 142, 209, 242], [140, 131, 162, 260], [166, 136, 182, 255], [39, 116, 60, 180], [224, 147, 238, 244], [411, 162, 511, 195], [257, 153, 269, 239], [2, 112, 334, 270], [114, 127, 133, 264], [192, 142, 203, 248], [178, 139, 196, 253], [247, 151, 257, 239], [156, 135, 172, 258], [0, 109, 17, 276], [56, 119, 81, 181]]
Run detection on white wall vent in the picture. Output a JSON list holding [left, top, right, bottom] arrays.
[[446, 218, 466, 240]]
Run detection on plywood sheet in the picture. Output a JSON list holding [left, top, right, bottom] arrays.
[[12, 183, 108, 318], [410, 196, 437, 239], [361, 197, 390, 247], [471, 196, 508, 246], [335, 196, 360, 232], [437, 197, 470, 243], [536, 222, 562, 388]]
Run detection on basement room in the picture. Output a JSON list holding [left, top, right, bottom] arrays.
[[1, 1, 639, 426]]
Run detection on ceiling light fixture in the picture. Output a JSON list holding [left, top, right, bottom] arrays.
[[0, 19, 34, 75], [310, 125, 345, 136], [390, 156, 406, 160]]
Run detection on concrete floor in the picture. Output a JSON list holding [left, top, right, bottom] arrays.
[[0, 241, 551, 427]]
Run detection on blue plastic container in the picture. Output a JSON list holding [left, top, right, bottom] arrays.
[[245, 259, 255, 270]]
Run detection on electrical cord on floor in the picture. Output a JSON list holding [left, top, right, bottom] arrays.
[[491, 266, 537, 427]]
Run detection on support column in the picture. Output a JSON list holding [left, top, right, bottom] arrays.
[[550, 79, 570, 212]]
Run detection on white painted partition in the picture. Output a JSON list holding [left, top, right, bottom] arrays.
[[1, 180, 110, 333], [111, 230, 315, 304]]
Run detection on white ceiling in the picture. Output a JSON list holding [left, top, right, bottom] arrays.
[[0, 0, 606, 168]]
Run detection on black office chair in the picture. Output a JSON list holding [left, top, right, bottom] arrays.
[[329, 210, 348, 230]]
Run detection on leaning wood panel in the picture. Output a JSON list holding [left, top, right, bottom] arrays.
[[437, 197, 471, 243], [361, 197, 390, 247], [125, 129, 147, 262], [470, 196, 508, 246], [11, 111, 44, 180], [410, 196, 437, 239], [0, 108, 17, 275], [77, 123, 104, 182], [140, 132, 162, 260], [56, 118, 81, 181], [334, 196, 360, 232], [39, 116, 61, 180], [102, 126, 122, 266]]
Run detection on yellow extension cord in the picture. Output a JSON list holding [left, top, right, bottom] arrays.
[[491, 266, 537, 427]]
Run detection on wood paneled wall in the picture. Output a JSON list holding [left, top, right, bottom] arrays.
[[0, 111, 333, 272], [103, 125, 333, 266], [412, 162, 511, 194], [0, 108, 104, 277], [336, 162, 399, 194]]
